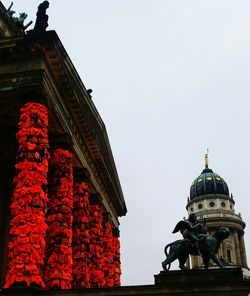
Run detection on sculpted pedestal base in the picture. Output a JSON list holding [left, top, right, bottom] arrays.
[[154, 268, 250, 295], [155, 267, 244, 285]]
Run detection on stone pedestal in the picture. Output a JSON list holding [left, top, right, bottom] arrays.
[[155, 267, 244, 285]]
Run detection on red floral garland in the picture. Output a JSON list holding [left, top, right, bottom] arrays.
[[44, 149, 73, 290], [72, 180, 90, 288], [102, 220, 115, 287], [112, 231, 121, 287], [4, 102, 49, 289], [89, 200, 105, 288]]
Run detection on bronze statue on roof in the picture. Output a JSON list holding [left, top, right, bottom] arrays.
[[32, 1, 50, 33]]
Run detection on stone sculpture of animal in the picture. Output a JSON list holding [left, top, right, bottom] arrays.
[[162, 227, 230, 271]]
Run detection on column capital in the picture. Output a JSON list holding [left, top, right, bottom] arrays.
[[103, 212, 112, 223], [49, 133, 73, 151], [90, 193, 102, 205], [112, 228, 120, 237], [73, 167, 90, 182]]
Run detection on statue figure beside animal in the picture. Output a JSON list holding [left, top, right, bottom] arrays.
[[162, 214, 230, 271]]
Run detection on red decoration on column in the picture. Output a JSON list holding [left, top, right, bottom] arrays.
[[103, 218, 115, 287], [72, 179, 90, 288], [89, 196, 105, 288], [4, 102, 49, 289], [44, 148, 73, 290], [112, 230, 121, 287]]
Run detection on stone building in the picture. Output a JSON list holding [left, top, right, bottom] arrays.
[[186, 156, 248, 273], [0, 1, 250, 295], [0, 0, 126, 290]]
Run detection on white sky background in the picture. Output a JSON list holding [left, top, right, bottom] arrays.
[[2, 0, 250, 286]]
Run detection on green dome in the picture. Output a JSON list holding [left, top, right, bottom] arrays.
[[190, 167, 229, 200]]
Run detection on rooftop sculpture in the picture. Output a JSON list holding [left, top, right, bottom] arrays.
[[32, 1, 50, 33], [6, 1, 50, 33], [162, 213, 230, 271], [6, 2, 33, 30]]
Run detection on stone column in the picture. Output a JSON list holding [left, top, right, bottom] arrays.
[[44, 134, 74, 290], [4, 102, 49, 289], [112, 228, 121, 287], [221, 242, 227, 262], [234, 231, 241, 265], [192, 255, 198, 268], [89, 193, 105, 288], [238, 233, 248, 268], [103, 213, 115, 287], [72, 168, 91, 289]]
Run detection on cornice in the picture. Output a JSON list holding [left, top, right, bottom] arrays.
[[196, 215, 246, 232]]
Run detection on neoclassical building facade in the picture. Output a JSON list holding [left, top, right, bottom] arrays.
[[0, 1, 127, 290]]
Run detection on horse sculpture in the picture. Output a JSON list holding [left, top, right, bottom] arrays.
[[162, 215, 230, 271]]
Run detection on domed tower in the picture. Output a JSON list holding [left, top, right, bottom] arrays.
[[186, 154, 248, 271]]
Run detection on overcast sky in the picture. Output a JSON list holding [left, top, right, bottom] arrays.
[[2, 0, 250, 286]]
